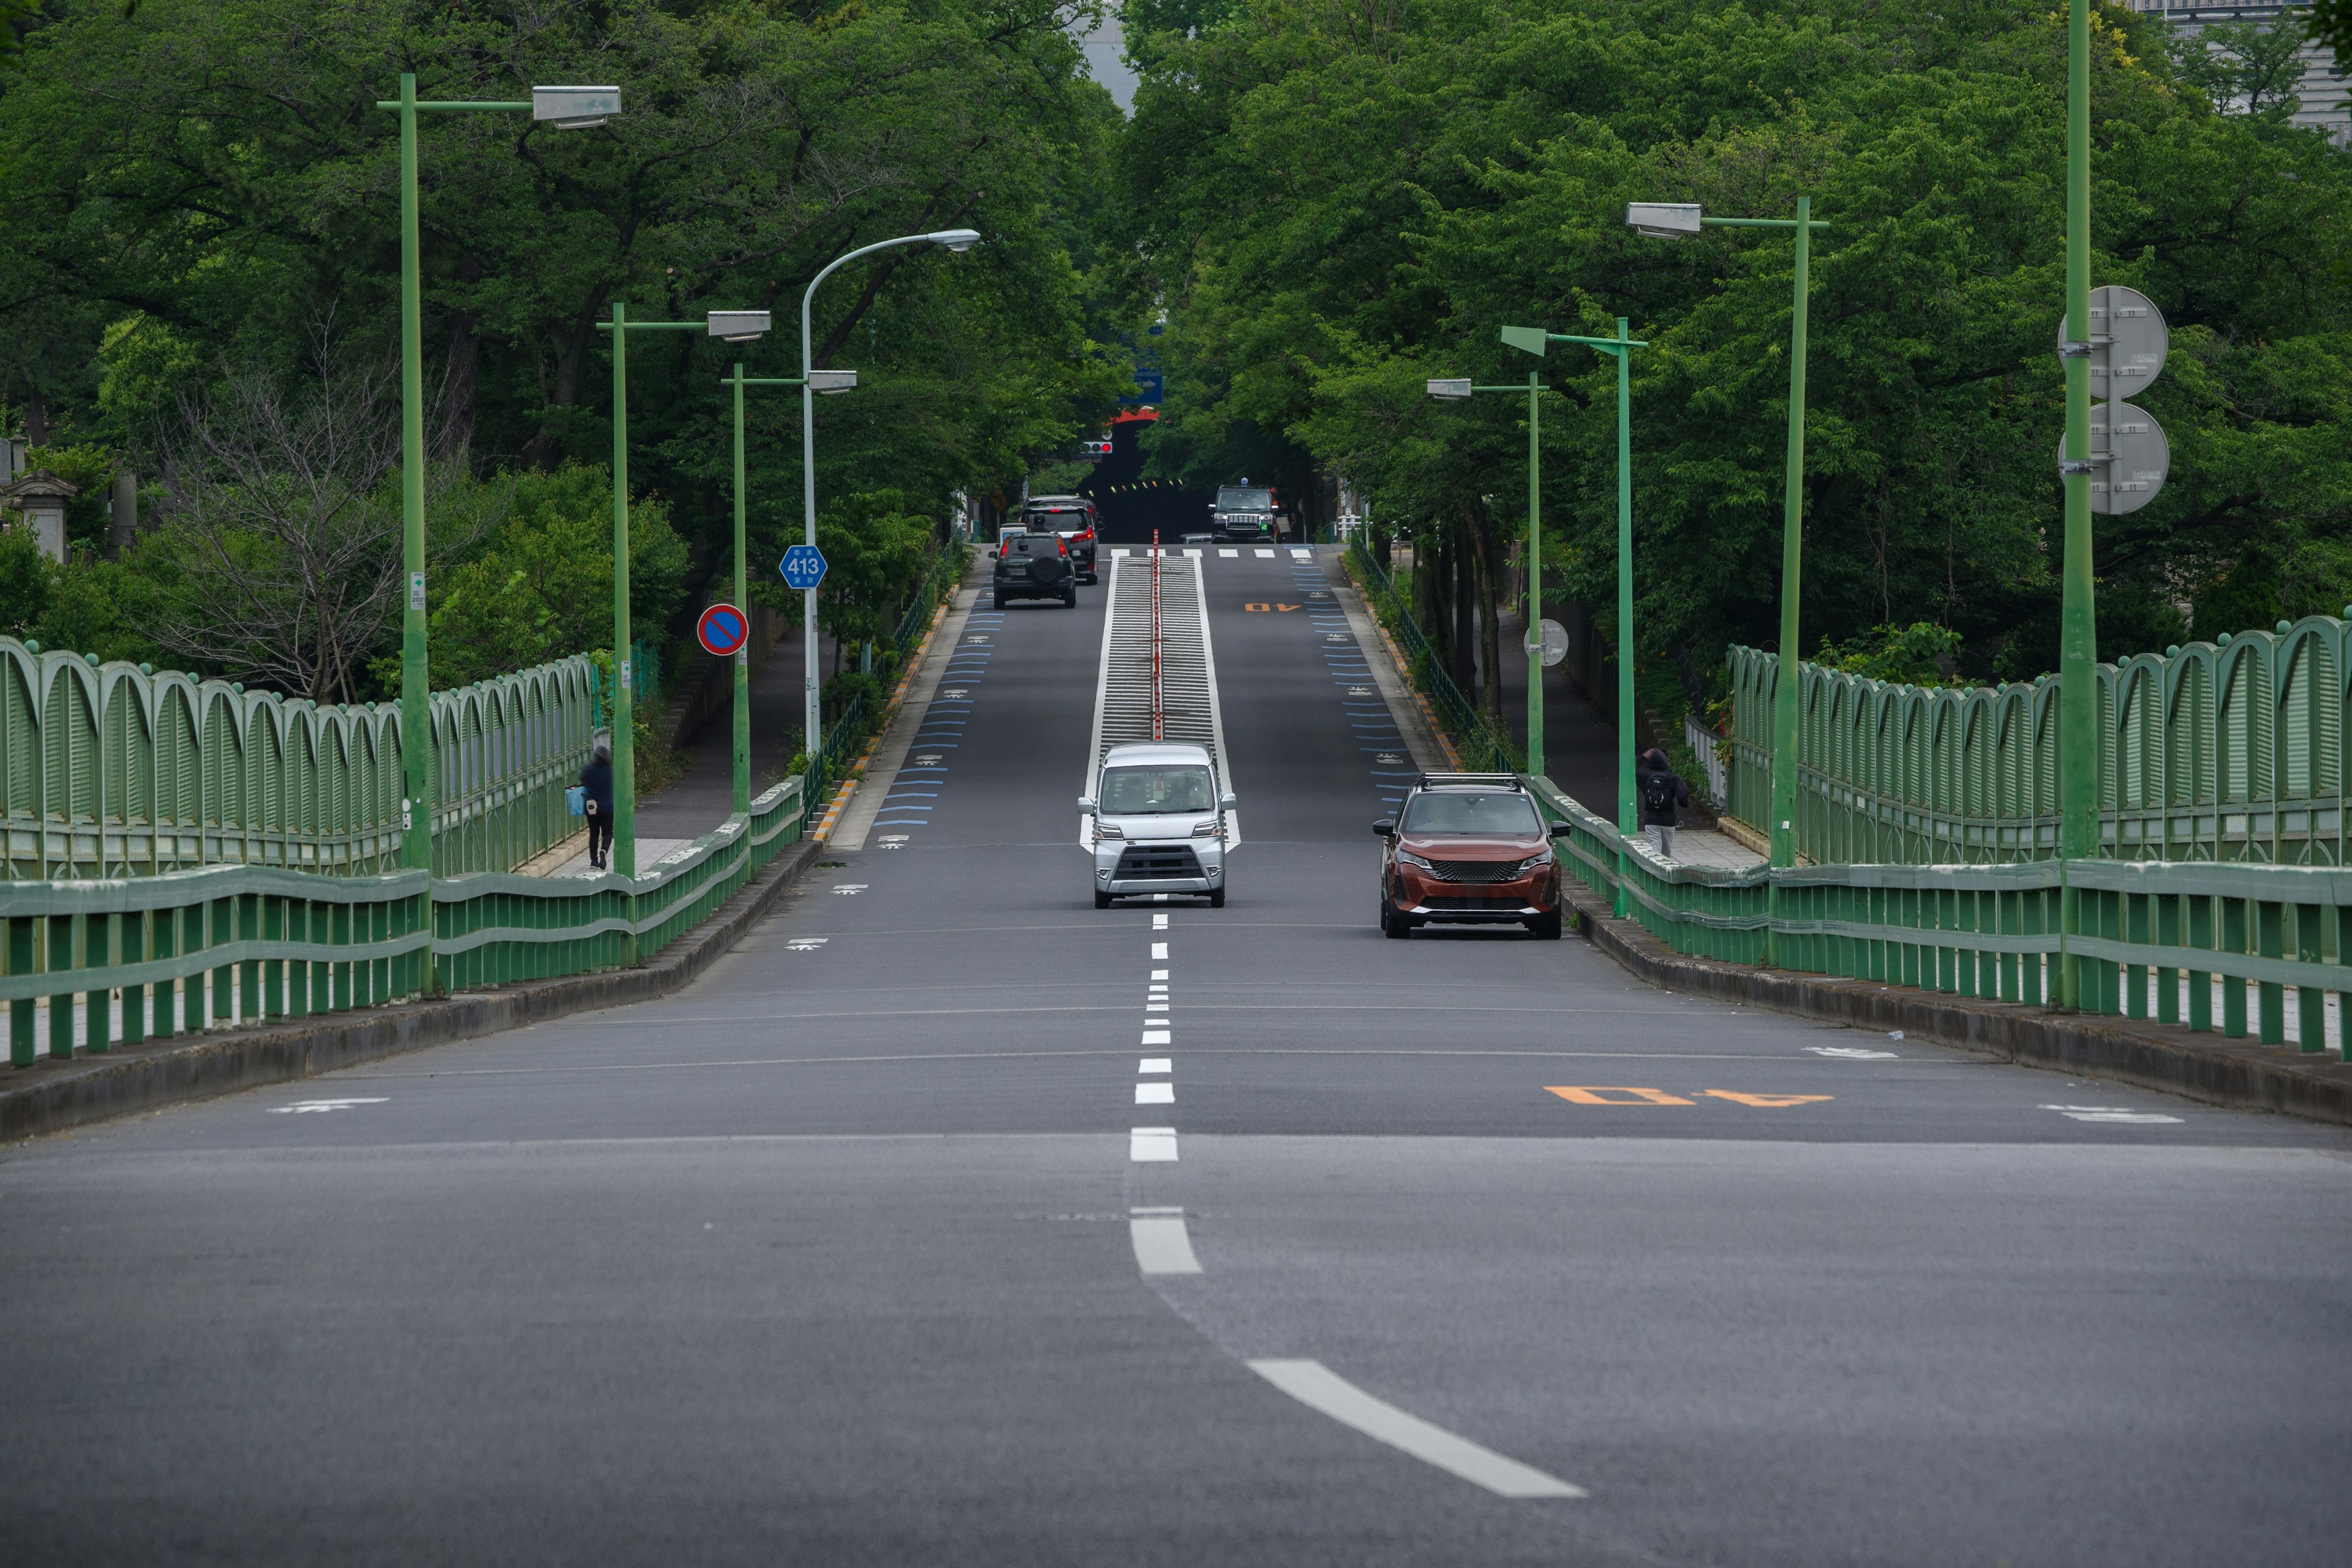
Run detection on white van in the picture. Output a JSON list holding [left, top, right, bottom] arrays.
[[1079, 741, 1235, 908]]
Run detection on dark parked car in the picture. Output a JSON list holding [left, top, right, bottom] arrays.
[[1374, 773, 1565, 939], [1023, 495, 1099, 584], [993, 530, 1079, 609]]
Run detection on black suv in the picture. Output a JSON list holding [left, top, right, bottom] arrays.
[[993, 530, 1079, 609], [1023, 496, 1099, 584], [1210, 483, 1283, 543]]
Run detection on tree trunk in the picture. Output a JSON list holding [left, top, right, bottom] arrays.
[[1451, 521, 1476, 698], [25, 386, 47, 448], [1464, 500, 1504, 723]]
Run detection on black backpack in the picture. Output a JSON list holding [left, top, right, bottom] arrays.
[[1641, 772, 1676, 818]]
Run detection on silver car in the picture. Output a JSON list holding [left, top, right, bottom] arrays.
[[1080, 742, 1235, 908]]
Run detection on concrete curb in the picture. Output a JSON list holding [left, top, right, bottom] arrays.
[[1558, 880, 2352, 1128], [1, 837, 825, 1144]]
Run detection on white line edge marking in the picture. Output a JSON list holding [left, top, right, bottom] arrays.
[[268, 1098, 389, 1113], [1129, 1126, 1179, 1162], [1080, 551, 1126, 846], [1135, 1081, 1174, 1104], [1246, 1359, 1585, 1499], [1130, 1214, 1204, 1275], [1191, 554, 1240, 850]]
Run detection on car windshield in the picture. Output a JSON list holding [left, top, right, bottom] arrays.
[[1027, 510, 1086, 529], [1099, 766, 1216, 815], [1401, 791, 1541, 836], [1216, 489, 1273, 511]]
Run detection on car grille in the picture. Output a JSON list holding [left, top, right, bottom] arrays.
[[1115, 845, 1204, 880], [1427, 858, 1523, 884], [1422, 895, 1531, 911]]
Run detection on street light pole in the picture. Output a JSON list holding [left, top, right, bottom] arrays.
[[2057, 0, 2098, 1008], [1625, 198, 1828, 960], [723, 366, 808, 813], [1502, 320, 1648, 916], [597, 309, 772, 880], [799, 229, 981, 766], [1424, 372, 1555, 778]]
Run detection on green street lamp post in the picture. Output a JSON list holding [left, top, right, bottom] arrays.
[[1502, 320, 1647, 916], [595, 308, 772, 882], [1627, 199, 1829, 964], [721, 364, 809, 811], [1426, 371, 1555, 777], [2057, 0, 2097, 1008], [375, 78, 620, 881], [798, 230, 981, 764]]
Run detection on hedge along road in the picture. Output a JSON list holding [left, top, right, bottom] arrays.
[[3, 547, 2350, 1566]]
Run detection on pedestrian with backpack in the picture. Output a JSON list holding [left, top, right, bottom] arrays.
[[579, 734, 616, 871], [1635, 747, 1689, 861]]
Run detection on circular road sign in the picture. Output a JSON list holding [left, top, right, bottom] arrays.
[[1526, 619, 1569, 668], [697, 602, 750, 658], [2054, 401, 2170, 516], [2059, 284, 2168, 401]]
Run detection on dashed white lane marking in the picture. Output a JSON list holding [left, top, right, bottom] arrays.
[[1152, 968, 1169, 979], [1185, 548, 1204, 558], [1152, 943, 1169, 960], [1289, 547, 1313, 559], [1135, 1082, 1175, 1104], [1146, 1002, 1170, 1012], [1153, 913, 1170, 929], [1218, 548, 1238, 558], [1130, 1210, 1204, 1275], [1110, 547, 1131, 557], [1247, 1360, 1585, 1499], [268, 1098, 388, 1114], [1140, 1058, 1171, 1073], [2043, 1104, 2185, 1124], [1808, 1046, 1898, 1060], [1131, 1126, 1179, 1161], [1142, 1029, 1171, 1046], [1254, 548, 1275, 557]]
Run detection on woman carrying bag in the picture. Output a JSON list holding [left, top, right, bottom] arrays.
[[578, 734, 616, 871]]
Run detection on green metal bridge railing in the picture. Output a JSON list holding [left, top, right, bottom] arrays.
[[1344, 537, 1523, 774], [4, 773, 806, 1065], [1727, 612, 2352, 867], [1529, 773, 2348, 1058], [0, 638, 597, 882]]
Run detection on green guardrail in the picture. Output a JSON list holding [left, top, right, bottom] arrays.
[[1344, 537, 1523, 774], [892, 543, 970, 652], [1528, 772, 2348, 1057], [3, 774, 807, 1066], [1727, 611, 2352, 868]]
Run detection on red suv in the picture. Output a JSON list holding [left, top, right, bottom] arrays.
[[1375, 774, 1565, 939]]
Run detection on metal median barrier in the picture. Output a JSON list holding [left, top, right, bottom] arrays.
[[3, 774, 805, 1066], [1529, 774, 2350, 1057]]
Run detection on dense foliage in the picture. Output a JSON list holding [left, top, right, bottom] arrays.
[[1118, 0, 2352, 718], [0, 0, 1131, 700]]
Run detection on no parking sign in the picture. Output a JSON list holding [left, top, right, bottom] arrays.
[[696, 603, 750, 658]]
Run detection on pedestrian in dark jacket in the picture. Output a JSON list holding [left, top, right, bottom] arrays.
[[580, 735, 616, 870], [1635, 747, 1690, 861]]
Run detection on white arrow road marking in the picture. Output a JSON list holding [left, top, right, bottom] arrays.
[[1247, 1360, 1584, 1498], [786, 937, 829, 951], [2042, 1104, 2185, 1124], [833, 884, 867, 895], [1807, 1046, 1899, 1060], [268, 1098, 388, 1114], [1129, 1208, 1203, 1274]]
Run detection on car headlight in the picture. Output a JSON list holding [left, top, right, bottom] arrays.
[[1193, 820, 1221, 839], [1095, 822, 1123, 841], [1396, 849, 1433, 870], [1517, 851, 1553, 873]]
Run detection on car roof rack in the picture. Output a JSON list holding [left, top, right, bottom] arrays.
[[1414, 772, 1524, 791]]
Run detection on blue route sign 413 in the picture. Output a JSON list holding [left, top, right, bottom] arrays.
[[780, 544, 828, 591]]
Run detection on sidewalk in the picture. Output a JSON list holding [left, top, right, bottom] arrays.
[[526, 624, 839, 877]]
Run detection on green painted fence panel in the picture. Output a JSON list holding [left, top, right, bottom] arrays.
[[1726, 615, 2352, 867], [0, 638, 597, 881]]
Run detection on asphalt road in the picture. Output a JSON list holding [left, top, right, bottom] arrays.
[[6, 547, 2350, 1566]]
